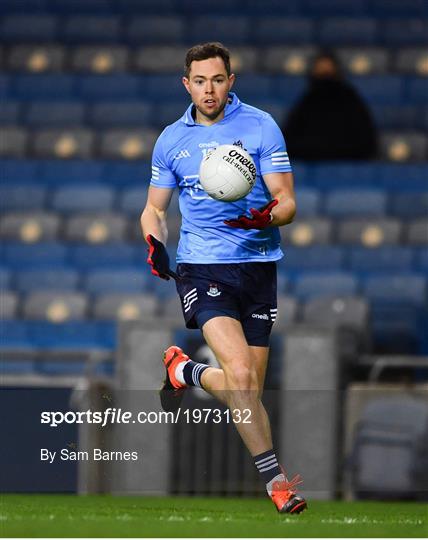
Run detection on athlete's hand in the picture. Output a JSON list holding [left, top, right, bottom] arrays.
[[146, 234, 178, 281], [224, 199, 278, 230]]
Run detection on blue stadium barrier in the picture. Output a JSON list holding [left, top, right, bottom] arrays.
[[117, 0, 179, 13], [415, 249, 428, 273], [292, 271, 358, 301], [88, 102, 154, 128], [29, 320, 116, 349], [0, 267, 11, 289], [154, 101, 192, 129], [39, 160, 104, 186], [69, 243, 136, 269], [125, 16, 185, 45], [406, 77, 428, 105], [349, 75, 403, 105], [103, 162, 151, 187], [254, 17, 314, 45], [0, 75, 10, 99], [181, 0, 244, 14], [189, 16, 250, 46], [13, 75, 75, 101], [233, 74, 273, 100], [279, 246, 345, 273], [302, 0, 367, 16], [294, 188, 321, 216], [62, 15, 122, 44], [77, 74, 140, 101], [349, 246, 414, 274], [3, 242, 68, 268], [324, 189, 387, 218], [83, 268, 149, 294], [24, 102, 86, 127], [0, 102, 20, 124], [390, 192, 428, 219], [318, 17, 377, 46], [310, 163, 377, 189], [0, 321, 33, 348], [14, 269, 79, 293], [381, 19, 428, 46], [0, 185, 46, 210], [0, 360, 36, 375], [0, 0, 48, 13], [369, 0, 428, 17], [246, 0, 300, 14], [0, 15, 58, 43], [273, 76, 307, 105], [47, 0, 113, 13], [377, 164, 428, 191], [371, 105, 420, 130], [118, 187, 150, 214], [51, 186, 115, 213], [142, 75, 188, 101]]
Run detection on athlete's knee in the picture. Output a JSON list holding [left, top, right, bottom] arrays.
[[226, 364, 259, 392]]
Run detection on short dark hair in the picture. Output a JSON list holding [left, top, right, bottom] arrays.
[[184, 42, 231, 78]]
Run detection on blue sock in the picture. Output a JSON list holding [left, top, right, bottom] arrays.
[[254, 449, 282, 484], [182, 361, 209, 388]]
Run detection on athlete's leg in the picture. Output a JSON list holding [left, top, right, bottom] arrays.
[[198, 316, 273, 456]]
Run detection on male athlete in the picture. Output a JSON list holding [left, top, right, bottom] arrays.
[[141, 42, 306, 514]]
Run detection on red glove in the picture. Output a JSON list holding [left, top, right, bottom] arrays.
[[146, 234, 178, 281], [224, 199, 278, 230]]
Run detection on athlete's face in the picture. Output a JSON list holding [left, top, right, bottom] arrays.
[[182, 57, 235, 125]]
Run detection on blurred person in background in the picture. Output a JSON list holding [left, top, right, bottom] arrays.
[[283, 51, 377, 160]]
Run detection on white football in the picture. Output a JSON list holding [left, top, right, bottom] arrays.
[[199, 144, 257, 202]]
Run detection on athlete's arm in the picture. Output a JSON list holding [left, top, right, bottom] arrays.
[[140, 186, 174, 245], [263, 171, 296, 227]]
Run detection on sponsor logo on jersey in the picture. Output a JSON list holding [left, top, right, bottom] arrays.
[[207, 284, 221, 297], [174, 149, 191, 159], [198, 141, 219, 149]]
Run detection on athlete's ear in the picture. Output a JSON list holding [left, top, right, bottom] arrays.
[[228, 73, 236, 90], [182, 77, 191, 95]]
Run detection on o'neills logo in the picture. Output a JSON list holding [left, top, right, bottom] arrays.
[[228, 149, 257, 177]]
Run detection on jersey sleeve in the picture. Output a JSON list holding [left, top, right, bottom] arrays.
[[150, 130, 177, 188], [259, 114, 292, 176]]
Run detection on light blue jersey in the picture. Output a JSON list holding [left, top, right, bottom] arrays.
[[150, 93, 292, 264]]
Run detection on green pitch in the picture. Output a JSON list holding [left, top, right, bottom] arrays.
[[1, 495, 427, 537]]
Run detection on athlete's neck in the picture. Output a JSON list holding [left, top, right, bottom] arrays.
[[193, 106, 225, 126]]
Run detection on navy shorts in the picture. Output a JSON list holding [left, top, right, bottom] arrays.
[[175, 262, 277, 347]]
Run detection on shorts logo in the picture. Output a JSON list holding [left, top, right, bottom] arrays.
[[252, 313, 269, 320], [207, 284, 221, 297], [183, 287, 198, 313]]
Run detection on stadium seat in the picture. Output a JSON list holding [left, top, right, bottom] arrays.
[[70, 243, 136, 269], [318, 18, 377, 46], [275, 294, 299, 327], [51, 186, 114, 213], [406, 219, 428, 245], [273, 76, 306, 105], [0, 185, 46, 211], [133, 45, 190, 73], [282, 218, 333, 246], [23, 291, 88, 321], [292, 272, 358, 301], [415, 248, 428, 273], [141, 75, 189, 101], [377, 164, 428, 191], [311, 163, 377, 189], [381, 19, 428, 46], [153, 100, 191, 128], [302, 295, 369, 333], [232, 74, 273, 100], [190, 16, 250, 45], [0, 267, 11, 289], [30, 320, 116, 349], [279, 246, 345, 273], [0, 212, 60, 242], [0, 102, 20, 124], [39, 160, 104, 186], [406, 77, 428, 105], [7, 45, 65, 72], [83, 268, 149, 294], [349, 246, 414, 274], [349, 75, 403, 105], [0, 15, 58, 43], [24, 102, 86, 127], [294, 188, 321, 216], [118, 187, 149, 215], [77, 74, 140, 101], [324, 189, 387, 218], [0, 127, 28, 158], [336, 47, 389, 75], [88, 102, 153, 127], [363, 274, 426, 307], [31, 128, 95, 159], [92, 292, 158, 320], [264, 46, 316, 75], [395, 49, 428, 76], [390, 192, 428, 219], [99, 128, 158, 160], [71, 46, 130, 73], [380, 132, 428, 162], [0, 291, 19, 319], [125, 16, 185, 44], [14, 74, 75, 101], [15, 269, 79, 293], [62, 16, 122, 43], [3, 242, 67, 268], [229, 47, 259, 73], [254, 17, 314, 45], [64, 213, 127, 243], [103, 161, 151, 187], [371, 105, 420, 130], [337, 219, 402, 247]]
